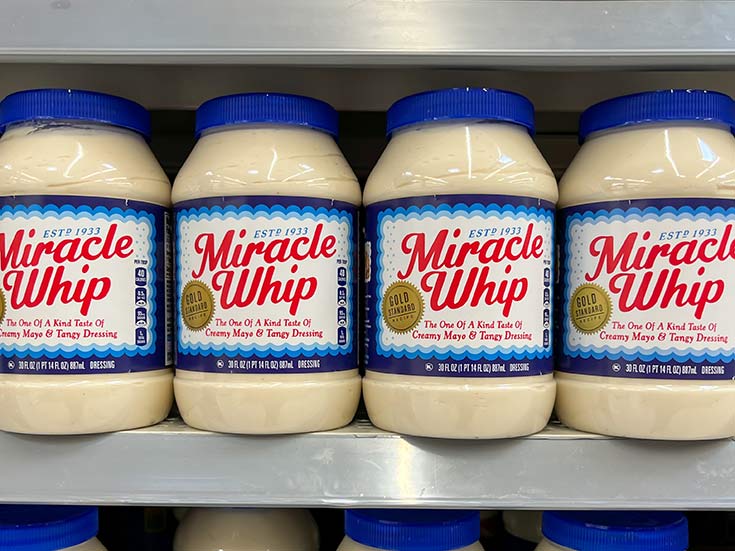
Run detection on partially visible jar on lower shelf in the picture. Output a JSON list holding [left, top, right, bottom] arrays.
[[173, 508, 319, 551], [0, 89, 174, 434], [339, 510, 482, 551], [537, 511, 688, 551], [503, 511, 543, 550], [0, 505, 106, 550]]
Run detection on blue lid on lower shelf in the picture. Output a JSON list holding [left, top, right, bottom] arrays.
[[0, 506, 98, 551]]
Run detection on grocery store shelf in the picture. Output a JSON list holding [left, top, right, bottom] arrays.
[[1, 417, 734, 509], [1, 1, 735, 67]]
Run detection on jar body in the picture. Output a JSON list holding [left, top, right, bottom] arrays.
[[503, 511, 543, 550], [337, 536, 484, 551], [363, 120, 557, 438], [66, 537, 108, 551], [172, 125, 362, 434], [557, 123, 735, 440], [173, 508, 319, 551], [0, 122, 173, 434]]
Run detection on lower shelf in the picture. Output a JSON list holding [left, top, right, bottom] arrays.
[[0, 417, 732, 509]]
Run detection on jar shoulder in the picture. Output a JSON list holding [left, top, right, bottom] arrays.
[[0, 129, 170, 206], [364, 124, 557, 205], [172, 129, 361, 205], [560, 127, 735, 207]]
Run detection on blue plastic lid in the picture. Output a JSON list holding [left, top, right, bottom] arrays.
[[542, 511, 688, 551], [386, 87, 535, 136], [0, 89, 151, 138], [579, 89, 735, 141], [0, 506, 98, 550], [344, 509, 480, 551], [195, 93, 339, 138]]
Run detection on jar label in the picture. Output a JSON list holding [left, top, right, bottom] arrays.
[[175, 196, 356, 373], [559, 198, 735, 380], [0, 196, 172, 374], [365, 195, 554, 377]]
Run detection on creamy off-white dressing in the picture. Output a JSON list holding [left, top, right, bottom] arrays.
[[557, 117, 735, 440], [173, 110, 362, 434], [364, 371, 555, 439], [337, 536, 483, 551], [172, 125, 360, 204], [0, 116, 173, 435], [363, 110, 558, 439], [534, 540, 574, 551], [363, 121, 557, 205], [64, 538, 107, 551], [535, 534, 689, 550], [173, 508, 319, 551], [504, 511, 543, 545]]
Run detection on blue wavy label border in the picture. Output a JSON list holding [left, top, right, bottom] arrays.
[[366, 194, 554, 378], [0, 196, 166, 374], [559, 198, 735, 380], [175, 196, 357, 373]]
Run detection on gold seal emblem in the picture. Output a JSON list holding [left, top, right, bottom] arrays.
[[381, 281, 424, 333], [181, 281, 215, 331], [570, 283, 612, 334]]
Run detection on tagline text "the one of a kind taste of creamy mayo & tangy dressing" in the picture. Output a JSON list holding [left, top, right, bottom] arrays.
[[536, 511, 688, 551], [0, 89, 173, 435], [173, 508, 319, 551], [557, 89, 735, 440], [0, 506, 107, 551], [173, 93, 361, 434], [339, 510, 483, 551], [363, 88, 558, 439]]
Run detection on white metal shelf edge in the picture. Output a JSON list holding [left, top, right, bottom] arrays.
[[2, 1, 735, 67], [0, 419, 732, 508]]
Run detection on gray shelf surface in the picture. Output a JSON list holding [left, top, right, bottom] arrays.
[[1, 1, 735, 67], [1, 417, 734, 509]]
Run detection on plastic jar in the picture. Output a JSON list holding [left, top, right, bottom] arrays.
[[537, 511, 688, 551], [173, 508, 319, 551], [557, 89, 735, 439], [503, 511, 543, 551], [0, 505, 106, 550], [0, 89, 173, 434], [339, 510, 482, 551], [173, 93, 361, 434], [363, 87, 558, 438]]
